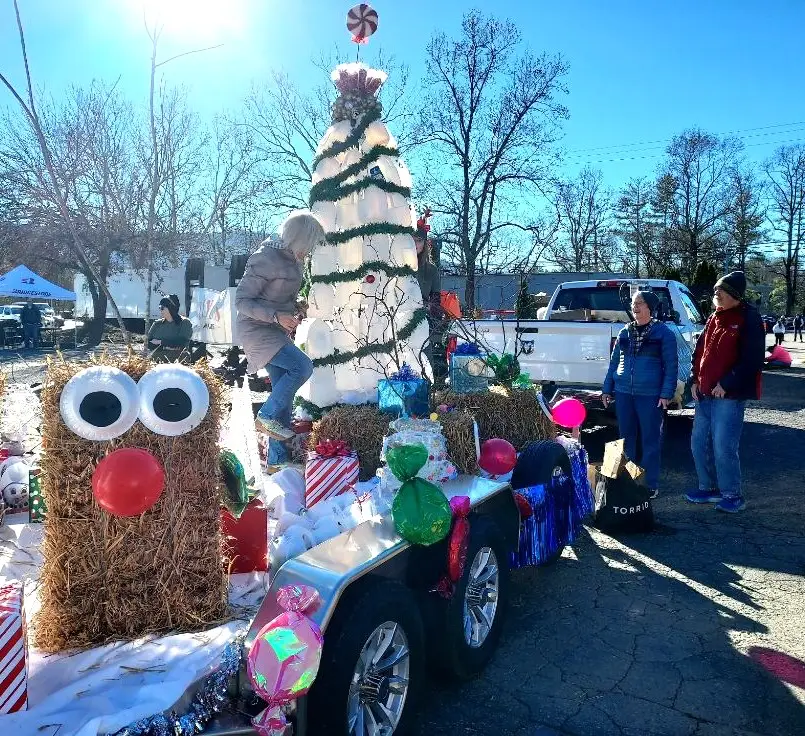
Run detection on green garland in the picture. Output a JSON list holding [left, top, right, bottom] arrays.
[[309, 144, 399, 206], [312, 108, 382, 168], [310, 177, 411, 207], [294, 396, 327, 420], [310, 261, 416, 286], [326, 223, 415, 245], [311, 307, 428, 368]]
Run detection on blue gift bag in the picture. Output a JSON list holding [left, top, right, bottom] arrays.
[[378, 378, 429, 418], [449, 354, 489, 394]]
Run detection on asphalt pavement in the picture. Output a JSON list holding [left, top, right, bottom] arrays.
[[416, 338, 805, 735]]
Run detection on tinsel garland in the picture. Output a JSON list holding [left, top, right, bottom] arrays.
[[294, 396, 380, 421], [115, 636, 245, 736], [510, 474, 573, 568], [310, 261, 416, 286], [309, 144, 400, 205], [311, 177, 412, 206], [311, 308, 428, 367], [326, 223, 415, 245], [312, 108, 382, 168]]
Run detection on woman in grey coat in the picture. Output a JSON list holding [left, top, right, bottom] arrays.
[[236, 212, 325, 457]]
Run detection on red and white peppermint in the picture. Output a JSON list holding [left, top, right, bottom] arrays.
[[346, 3, 378, 42], [0, 583, 28, 714]]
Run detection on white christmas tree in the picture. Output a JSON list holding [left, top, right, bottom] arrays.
[[295, 64, 431, 416]]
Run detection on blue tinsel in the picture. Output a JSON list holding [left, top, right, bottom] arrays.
[[388, 362, 420, 381], [115, 635, 244, 736], [453, 342, 481, 356]]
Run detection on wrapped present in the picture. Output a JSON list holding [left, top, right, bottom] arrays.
[[378, 364, 429, 418], [305, 440, 359, 508], [221, 498, 269, 574], [28, 468, 45, 523], [0, 582, 28, 713], [449, 353, 489, 394]]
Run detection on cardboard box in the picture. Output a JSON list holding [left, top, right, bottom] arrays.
[[600, 439, 646, 484]]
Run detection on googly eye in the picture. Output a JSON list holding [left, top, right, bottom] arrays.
[[59, 366, 140, 441], [138, 364, 210, 437]]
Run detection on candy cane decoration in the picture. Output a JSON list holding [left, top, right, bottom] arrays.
[[346, 3, 379, 44]]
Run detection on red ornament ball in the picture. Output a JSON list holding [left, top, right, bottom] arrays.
[[365, 274, 376, 284], [92, 448, 165, 517], [478, 438, 517, 476]]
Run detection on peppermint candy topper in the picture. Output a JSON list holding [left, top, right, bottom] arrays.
[[346, 3, 378, 44]]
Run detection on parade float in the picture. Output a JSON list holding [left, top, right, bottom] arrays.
[[0, 6, 595, 736]]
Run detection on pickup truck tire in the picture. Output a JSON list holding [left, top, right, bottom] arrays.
[[511, 439, 574, 565], [307, 581, 425, 735], [431, 516, 510, 681]]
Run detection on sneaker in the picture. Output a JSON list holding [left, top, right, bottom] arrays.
[[255, 415, 294, 441], [715, 497, 746, 513], [649, 489, 659, 499], [685, 489, 722, 504]]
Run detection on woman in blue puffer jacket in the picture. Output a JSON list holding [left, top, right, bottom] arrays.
[[602, 290, 679, 499]]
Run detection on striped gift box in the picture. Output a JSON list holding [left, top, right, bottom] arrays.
[[305, 451, 359, 509], [0, 582, 28, 713]]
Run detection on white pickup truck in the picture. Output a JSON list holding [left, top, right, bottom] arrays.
[[457, 279, 705, 407]]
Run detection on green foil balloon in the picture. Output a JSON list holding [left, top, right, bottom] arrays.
[[386, 443, 429, 481]]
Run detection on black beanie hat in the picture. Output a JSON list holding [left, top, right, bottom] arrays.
[[159, 295, 180, 319], [637, 289, 660, 316], [715, 271, 747, 301]]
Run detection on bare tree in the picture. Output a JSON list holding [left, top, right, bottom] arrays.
[[661, 128, 742, 278], [764, 144, 805, 314], [0, 1, 130, 343], [416, 11, 569, 308], [550, 167, 613, 271], [724, 164, 766, 272]]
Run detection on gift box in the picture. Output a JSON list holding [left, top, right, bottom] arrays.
[[305, 440, 359, 508], [28, 468, 45, 523], [449, 354, 489, 394], [0, 582, 28, 713], [221, 498, 269, 574], [378, 378, 429, 418]]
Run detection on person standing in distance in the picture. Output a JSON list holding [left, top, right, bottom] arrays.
[[772, 316, 786, 345], [686, 271, 764, 513], [602, 290, 678, 499], [794, 314, 804, 342], [20, 298, 42, 349]]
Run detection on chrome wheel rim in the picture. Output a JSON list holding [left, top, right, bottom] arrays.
[[463, 546, 500, 648], [347, 621, 410, 735]]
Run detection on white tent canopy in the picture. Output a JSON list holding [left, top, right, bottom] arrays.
[[0, 265, 76, 300]]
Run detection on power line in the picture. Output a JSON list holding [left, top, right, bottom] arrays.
[[563, 120, 805, 156]]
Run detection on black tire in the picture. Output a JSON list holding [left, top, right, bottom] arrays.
[[431, 516, 510, 681], [511, 439, 574, 564], [307, 581, 425, 735]]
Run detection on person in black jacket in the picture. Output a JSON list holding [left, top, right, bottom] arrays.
[[20, 299, 42, 349]]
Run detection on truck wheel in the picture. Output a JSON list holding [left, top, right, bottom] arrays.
[[511, 439, 574, 565], [307, 581, 424, 735], [433, 516, 510, 681]]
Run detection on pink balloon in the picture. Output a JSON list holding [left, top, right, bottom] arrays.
[[247, 585, 324, 731], [551, 397, 587, 428]]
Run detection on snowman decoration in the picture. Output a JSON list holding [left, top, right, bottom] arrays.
[[0, 452, 29, 512], [298, 60, 431, 412]]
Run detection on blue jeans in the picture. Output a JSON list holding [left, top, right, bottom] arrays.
[[22, 324, 39, 348], [258, 344, 313, 464], [614, 392, 664, 489], [691, 397, 746, 499]]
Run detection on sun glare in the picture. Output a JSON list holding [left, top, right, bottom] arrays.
[[122, 0, 250, 42]]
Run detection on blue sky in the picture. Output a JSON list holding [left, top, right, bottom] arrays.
[[1, 0, 804, 191]]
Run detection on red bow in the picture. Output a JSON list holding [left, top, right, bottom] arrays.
[[416, 207, 432, 234], [314, 439, 352, 458]]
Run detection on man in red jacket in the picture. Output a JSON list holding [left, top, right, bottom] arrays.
[[685, 271, 764, 512]]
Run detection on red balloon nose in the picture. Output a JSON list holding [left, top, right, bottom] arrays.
[[92, 448, 166, 517]]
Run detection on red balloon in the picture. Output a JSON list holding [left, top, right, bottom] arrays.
[[92, 448, 165, 517], [478, 438, 517, 476]]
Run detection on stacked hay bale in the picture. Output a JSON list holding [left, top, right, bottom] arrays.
[[35, 355, 226, 651], [434, 387, 556, 450]]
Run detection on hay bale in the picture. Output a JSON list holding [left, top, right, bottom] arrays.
[[434, 388, 556, 451], [440, 412, 478, 475], [309, 405, 389, 481], [35, 354, 227, 652]]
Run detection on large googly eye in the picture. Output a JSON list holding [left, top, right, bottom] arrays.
[[138, 365, 210, 437], [59, 366, 140, 441]]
